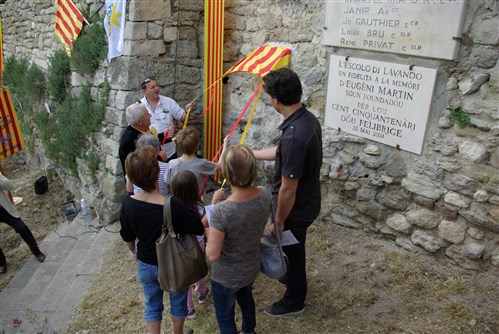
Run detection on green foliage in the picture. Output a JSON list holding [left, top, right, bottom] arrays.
[[47, 50, 71, 104], [3, 57, 29, 121], [5, 17, 110, 176], [3, 57, 29, 102], [24, 65, 46, 107], [35, 84, 109, 175], [451, 108, 471, 128], [71, 23, 107, 75], [2, 57, 46, 150], [33, 110, 52, 146], [85, 149, 100, 177]]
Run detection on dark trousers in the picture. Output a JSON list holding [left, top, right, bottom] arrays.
[[0, 206, 41, 265], [0, 248, 5, 266], [281, 218, 313, 309]]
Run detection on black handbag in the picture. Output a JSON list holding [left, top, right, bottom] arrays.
[[34, 176, 48, 195], [156, 197, 208, 293]]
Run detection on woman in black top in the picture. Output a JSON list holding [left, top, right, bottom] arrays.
[[120, 146, 203, 334]]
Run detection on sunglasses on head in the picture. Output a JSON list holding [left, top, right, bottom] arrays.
[[141, 76, 156, 88]]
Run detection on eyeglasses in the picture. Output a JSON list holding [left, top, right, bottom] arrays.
[[141, 76, 156, 89]]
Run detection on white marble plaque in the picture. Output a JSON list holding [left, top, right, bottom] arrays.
[[324, 0, 467, 60], [324, 55, 437, 154]]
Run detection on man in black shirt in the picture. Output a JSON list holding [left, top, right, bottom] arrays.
[[253, 68, 322, 317], [118, 102, 152, 179]]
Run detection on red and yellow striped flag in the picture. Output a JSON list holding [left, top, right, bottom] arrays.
[[54, 0, 84, 55], [225, 45, 291, 77], [0, 88, 25, 159], [203, 0, 224, 168]]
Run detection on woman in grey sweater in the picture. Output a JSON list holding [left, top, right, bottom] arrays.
[[206, 145, 271, 334]]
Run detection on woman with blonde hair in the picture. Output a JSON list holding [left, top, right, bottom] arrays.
[[206, 145, 271, 334]]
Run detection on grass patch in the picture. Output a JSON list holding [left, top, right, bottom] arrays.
[[339, 288, 377, 308], [443, 301, 472, 321], [451, 107, 471, 128], [432, 275, 470, 295]]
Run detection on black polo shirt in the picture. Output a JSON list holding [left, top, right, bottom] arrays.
[[118, 125, 142, 175], [272, 106, 322, 221]]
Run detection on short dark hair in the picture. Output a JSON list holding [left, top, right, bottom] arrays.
[[263, 68, 302, 106], [141, 76, 156, 89], [125, 146, 159, 192], [176, 126, 200, 155]]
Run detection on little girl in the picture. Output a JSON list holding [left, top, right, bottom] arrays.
[[170, 170, 210, 319]]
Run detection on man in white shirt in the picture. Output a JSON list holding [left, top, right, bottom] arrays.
[[140, 76, 190, 160]]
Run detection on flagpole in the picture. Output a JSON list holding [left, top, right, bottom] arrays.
[[88, 1, 106, 22]]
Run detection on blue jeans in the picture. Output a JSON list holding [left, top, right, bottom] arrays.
[[137, 260, 164, 321], [212, 280, 256, 334], [137, 260, 189, 320]]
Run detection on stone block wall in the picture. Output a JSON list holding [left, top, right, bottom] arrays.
[[220, 0, 499, 270], [1, 0, 497, 269]]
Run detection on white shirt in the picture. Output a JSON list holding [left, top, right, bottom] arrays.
[[141, 95, 185, 158]]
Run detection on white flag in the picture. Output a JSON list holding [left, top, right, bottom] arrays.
[[104, 0, 126, 62]]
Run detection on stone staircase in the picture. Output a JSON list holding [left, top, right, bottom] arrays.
[[0, 213, 119, 334]]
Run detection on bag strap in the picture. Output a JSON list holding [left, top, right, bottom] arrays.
[[270, 203, 285, 259], [163, 197, 176, 238]]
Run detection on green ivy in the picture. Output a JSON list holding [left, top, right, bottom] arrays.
[[451, 108, 471, 129], [47, 50, 71, 104]]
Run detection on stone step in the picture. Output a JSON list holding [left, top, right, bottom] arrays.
[[29, 228, 100, 311], [49, 227, 117, 333], [0, 214, 119, 334]]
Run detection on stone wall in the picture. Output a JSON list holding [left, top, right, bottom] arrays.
[[1, 0, 497, 269]]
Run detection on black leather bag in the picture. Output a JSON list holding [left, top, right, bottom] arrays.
[[156, 197, 208, 293], [34, 176, 48, 195]]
